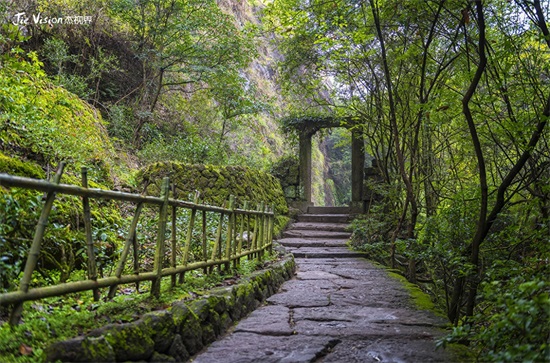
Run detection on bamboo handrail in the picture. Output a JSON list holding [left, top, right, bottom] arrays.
[[0, 169, 276, 325]]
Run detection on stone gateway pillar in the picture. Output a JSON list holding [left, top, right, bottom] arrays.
[[299, 132, 313, 204], [350, 130, 365, 213]]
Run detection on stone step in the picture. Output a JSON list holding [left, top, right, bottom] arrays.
[[284, 246, 366, 259], [277, 238, 349, 248], [290, 222, 349, 232], [282, 229, 352, 239], [297, 214, 350, 223], [307, 206, 350, 214]]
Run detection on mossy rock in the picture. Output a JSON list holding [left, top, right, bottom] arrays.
[[90, 321, 155, 361], [142, 311, 176, 353], [136, 162, 289, 230], [46, 335, 116, 362], [0, 152, 45, 179]]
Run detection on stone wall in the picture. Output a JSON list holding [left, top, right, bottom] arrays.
[[46, 252, 295, 362], [137, 161, 290, 233], [270, 155, 302, 202]]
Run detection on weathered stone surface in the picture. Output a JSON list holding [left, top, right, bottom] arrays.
[[46, 336, 116, 362], [278, 237, 349, 247], [142, 311, 176, 353], [149, 351, 176, 362], [234, 305, 293, 336], [171, 302, 203, 355], [93, 321, 155, 361], [283, 229, 351, 239], [192, 332, 335, 363], [168, 334, 190, 362], [192, 212, 463, 363], [320, 337, 459, 363], [266, 281, 332, 308], [290, 222, 349, 232], [296, 270, 342, 280]]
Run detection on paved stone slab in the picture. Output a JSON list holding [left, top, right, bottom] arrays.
[[296, 270, 343, 280], [192, 332, 334, 363], [320, 337, 457, 363], [192, 213, 459, 362], [288, 248, 366, 259], [293, 306, 447, 327], [297, 214, 350, 223], [234, 305, 294, 336], [277, 238, 349, 248]]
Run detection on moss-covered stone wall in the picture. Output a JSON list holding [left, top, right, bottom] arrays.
[[137, 162, 289, 231], [46, 253, 295, 362]]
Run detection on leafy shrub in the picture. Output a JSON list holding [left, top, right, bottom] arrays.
[[138, 135, 225, 166], [441, 270, 549, 362]]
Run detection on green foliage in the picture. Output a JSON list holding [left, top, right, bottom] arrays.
[[0, 177, 126, 294], [138, 135, 226, 166], [441, 272, 550, 362], [0, 45, 115, 178]]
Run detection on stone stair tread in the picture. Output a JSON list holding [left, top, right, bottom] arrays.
[[283, 230, 352, 239], [277, 239, 349, 248], [286, 247, 366, 259], [297, 214, 350, 223], [290, 222, 350, 232], [307, 206, 350, 214]]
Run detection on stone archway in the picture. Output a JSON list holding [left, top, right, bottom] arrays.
[[295, 119, 365, 213]]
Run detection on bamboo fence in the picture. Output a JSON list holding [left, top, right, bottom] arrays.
[[0, 163, 275, 325]]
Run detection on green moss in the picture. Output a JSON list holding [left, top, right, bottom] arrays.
[[0, 152, 45, 179], [136, 161, 289, 230], [387, 271, 441, 314], [82, 336, 116, 361], [102, 323, 154, 361]]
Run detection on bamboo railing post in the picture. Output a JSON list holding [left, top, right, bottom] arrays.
[[151, 177, 170, 298], [132, 232, 140, 292], [232, 211, 238, 269], [81, 167, 100, 301], [260, 202, 267, 261], [180, 191, 200, 283], [237, 201, 247, 260], [267, 205, 274, 255], [202, 208, 207, 274], [210, 207, 225, 273], [250, 203, 260, 259], [108, 202, 144, 299], [9, 162, 65, 325], [224, 196, 235, 271], [246, 205, 251, 251], [171, 184, 177, 288]]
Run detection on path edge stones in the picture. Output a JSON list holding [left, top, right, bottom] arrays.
[[45, 251, 296, 362]]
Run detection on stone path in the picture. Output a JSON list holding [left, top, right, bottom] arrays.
[[193, 207, 457, 362]]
